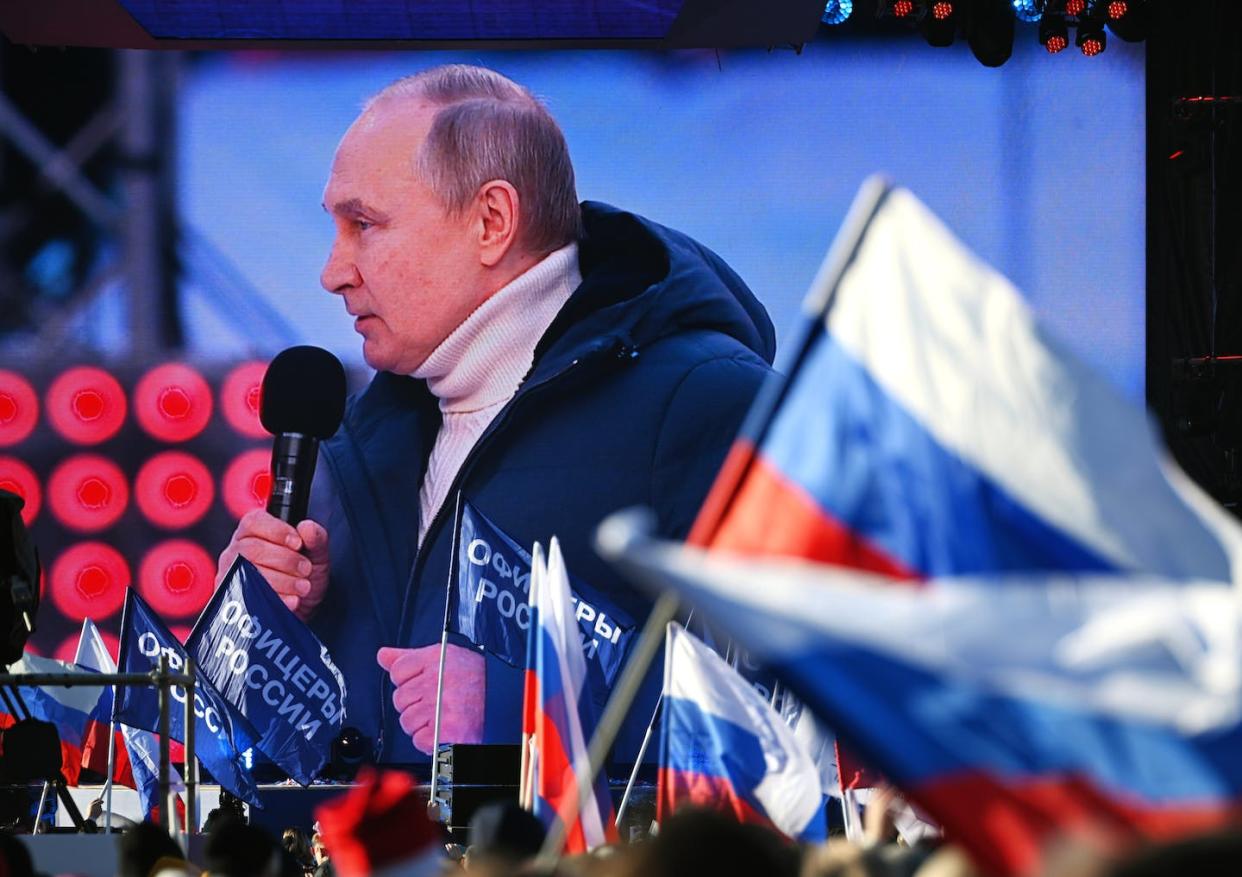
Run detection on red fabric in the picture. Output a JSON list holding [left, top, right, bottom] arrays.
[[705, 450, 921, 580], [315, 769, 440, 877], [0, 711, 83, 784], [657, 767, 779, 835], [80, 720, 135, 786], [914, 771, 1242, 876], [835, 740, 882, 792]]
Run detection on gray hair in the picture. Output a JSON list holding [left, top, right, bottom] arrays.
[[367, 65, 582, 254]]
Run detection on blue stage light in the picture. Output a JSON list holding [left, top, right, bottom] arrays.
[[822, 0, 854, 25], [1013, 0, 1042, 22]]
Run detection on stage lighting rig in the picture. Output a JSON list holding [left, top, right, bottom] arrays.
[[1077, 16, 1107, 55], [821, 0, 854, 25], [966, 0, 1016, 67], [1106, 0, 1150, 42], [1039, 11, 1069, 52], [921, 0, 958, 46]]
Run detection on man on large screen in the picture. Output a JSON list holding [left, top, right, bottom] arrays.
[[215, 64, 775, 765]]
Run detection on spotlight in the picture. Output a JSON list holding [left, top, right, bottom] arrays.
[[1077, 19, 1106, 55], [821, 0, 853, 25], [965, 0, 1015, 67], [1065, 0, 1085, 16], [1011, 0, 1041, 22], [1039, 13, 1069, 52], [921, 0, 957, 46], [1106, 0, 1150, 41], [890, 0, 916, 18]]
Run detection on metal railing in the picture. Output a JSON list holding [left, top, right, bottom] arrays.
[[0, 655, 198, 835]]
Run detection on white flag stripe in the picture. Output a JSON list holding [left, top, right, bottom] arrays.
[[826, 186, 1237, 580]]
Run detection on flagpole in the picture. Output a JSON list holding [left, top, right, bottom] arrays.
[[427, 493, 465, 810], [614, 694, 660, 829], [536, 590, 680, 863], [104, 718, 116, 832]]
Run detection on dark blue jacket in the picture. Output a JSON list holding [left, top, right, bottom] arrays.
[[308, 202, 776, 766]]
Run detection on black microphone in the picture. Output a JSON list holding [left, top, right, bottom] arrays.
[[260, 346, 347, 524]]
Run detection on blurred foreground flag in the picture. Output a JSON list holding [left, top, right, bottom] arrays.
[[526, 539, 617, 853], [690, 177, 1242, 581], [603, 522, 1242, 877], [659, 623, 826, 842], [606, 178, 1242, 874]]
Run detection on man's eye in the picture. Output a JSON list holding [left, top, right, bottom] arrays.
[[355, 219, 374, 232]]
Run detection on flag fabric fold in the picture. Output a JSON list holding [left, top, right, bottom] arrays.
[[2, 652, 101, 784], [114, 588, 262, 806], [659, 622, 826, 842], [525, 538, 617, 853], [695, 181, 1242, 584], [187, 557, 347, 786], [605, 531, 1242, 876]]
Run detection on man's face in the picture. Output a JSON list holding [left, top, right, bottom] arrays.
[[321, 101, 485, 374]]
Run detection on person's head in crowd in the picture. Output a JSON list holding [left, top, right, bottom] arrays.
[[320, 65, 580, 376], [465, 800, 546, 871], [204, 819, 281, 877], [116, 823, 185, 877], [282, 828, 314, 868], [619, 807, 799, 877], [0, 833, 34, 877]]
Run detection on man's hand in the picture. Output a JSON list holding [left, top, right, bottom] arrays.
[[216, 509, 330, 621], [376, 644, 485, 754]]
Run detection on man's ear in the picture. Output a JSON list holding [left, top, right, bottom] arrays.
[[476, 180, 521, 267]]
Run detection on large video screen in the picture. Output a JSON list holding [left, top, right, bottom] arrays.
[[0, 36, 1144, 769]]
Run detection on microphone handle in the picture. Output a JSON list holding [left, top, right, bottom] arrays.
[[267, 432, 320, 524]]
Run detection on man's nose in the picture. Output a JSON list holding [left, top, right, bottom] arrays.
[[321, 238, 362, 294]]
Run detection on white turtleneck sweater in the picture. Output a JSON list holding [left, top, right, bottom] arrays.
[[411, 242, 582, 546]]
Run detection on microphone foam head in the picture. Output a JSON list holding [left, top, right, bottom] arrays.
[[260, 346, 347, 439]]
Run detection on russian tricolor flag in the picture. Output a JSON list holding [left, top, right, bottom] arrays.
[[2, 652, 104, 785], [602, 178, 1242, 875], [691, 179, 1241, 584], [523, 538, 617, 853], [659, 623, 826, 842]]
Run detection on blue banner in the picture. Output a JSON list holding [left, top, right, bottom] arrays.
[[449, 501, 636, 698], [187, 557, 347, 786], [114, 589, 262, 806]]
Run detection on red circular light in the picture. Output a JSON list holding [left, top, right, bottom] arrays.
[[55, 628, 120, 665], [135, 452, 215, 529], [0, 456, 41, 525], [1082, 37, 1103, 55], [48, 454, 129, 532], [222, 448, 271, 519], [1065, 0, 1085, 14], [931, 1, 952, 19], [138, 540, 216, 618], [892, 0, 914, 16], [1046, 34, 1068, 52], [220, 361, 269, 439], [46, 367, 127, 446], [1107, 0, 1126, 18], [50, 542, 130, 621], [0, 371, 38, 448], [133, 364, 213, 443]]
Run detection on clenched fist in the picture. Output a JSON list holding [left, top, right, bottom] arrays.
[[376, 644, 485, 754], [216, 508, 330, 621]]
